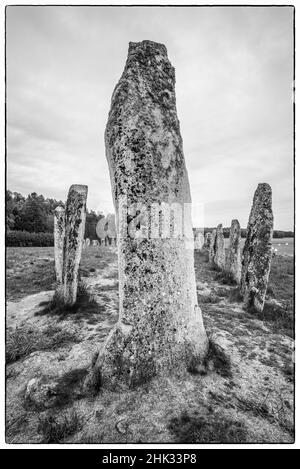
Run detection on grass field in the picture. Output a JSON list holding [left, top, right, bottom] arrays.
[[5, 244, 294, 444]]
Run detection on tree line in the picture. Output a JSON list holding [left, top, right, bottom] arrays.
[[203, 227, 294, 239], [6, 190, 104, 241], [6, 190, 293, 243]]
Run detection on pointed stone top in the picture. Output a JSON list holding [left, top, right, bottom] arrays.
[[69, 184, 88, 195], [254, 183, 272, 209], [128, 40, 168, 57], [257, 183, 272, 193]]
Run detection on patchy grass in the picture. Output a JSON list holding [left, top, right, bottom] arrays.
[[260, 301, 294, 338], [6, 245, 118, 301], [268, 256, 294, 302], [197, 292, 221, 305], [6, 325, 80, 364], [222, 287, 243, 303], [6, 247, 56, 301], [214, 270, 237, 285], [168, 410, 247, 443], [38, 410, 82, 443]]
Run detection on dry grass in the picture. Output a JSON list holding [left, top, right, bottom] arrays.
[[38, 409, 82, 443], [168, 410, 247, 443], [36, 283, 103, 320], [6, 324, 80, 364]]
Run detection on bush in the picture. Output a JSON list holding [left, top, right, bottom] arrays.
[[6, 230, 54, 247]]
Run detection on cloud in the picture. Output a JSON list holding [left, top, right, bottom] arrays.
[[6, 6, 294, 229]]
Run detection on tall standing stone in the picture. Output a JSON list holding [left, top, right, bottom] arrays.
[[240, 183, 273, 312], [91, 40, 208, 390], [194, 228, 204, 250], [213, 224, 225, 270], [204, 232, 211, 250], [61, 184, 88, 306], [54, 206, 65, 284], [107, 213, 117, 245], [96, 216, 107, 245], [225, 219, 241, 283], [209, 229, 216, 263]]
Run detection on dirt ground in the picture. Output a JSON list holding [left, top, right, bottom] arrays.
[[5, 245, 294, 444]]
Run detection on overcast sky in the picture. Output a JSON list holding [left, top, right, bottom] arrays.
[[6, 6, 294, 230]]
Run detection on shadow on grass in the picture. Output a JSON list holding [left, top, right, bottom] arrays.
[[214, 270, 238, 286], [168, 410, 247, 443], [38, 409, 82, 443], [188, 339, 232, 379], [36, 283, 106, 320], [247, 301, 294, 338]]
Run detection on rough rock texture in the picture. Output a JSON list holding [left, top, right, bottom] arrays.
[[225, 219, 242, 284], [213, 224, 225, 270], [60, 185, 88, 306], [54, 206, 65, 284], [92, 240, 99, 247], [241, 183, 274, 313], [85, 238, 90, 247], [92, 40, 208, 390], [208, 229, 216, 263], [194, 228, 204, 250]]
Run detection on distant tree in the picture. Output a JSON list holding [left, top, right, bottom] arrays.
[[6, 190, 15, 230], [85, 210, 104, 240], [20, 192, 48, 233]]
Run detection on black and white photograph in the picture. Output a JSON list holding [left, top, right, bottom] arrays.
[[3, 2, 296, 447]]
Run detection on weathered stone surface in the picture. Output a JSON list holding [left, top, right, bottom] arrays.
[[24, 377, 58, 410], [208, 229, 216, 263], [194, 228, 204, 250], [54, 206, 65, 284], [61, 184, 88, 306], [92, 240, 99, 247], [91, 40, 208, 390], [213, 224, 225, 270], [240, 183, 273, 313], [204, 232, 211, 250], [85, 238, 90, 247], [107, 213, 117, 242], [225, 219, 242, 284]]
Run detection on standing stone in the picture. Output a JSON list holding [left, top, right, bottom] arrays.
[[240, 183, 273, 313], [204, 232, 211, 250], [85, 238, 90, 247], [225, 219, 242, 284], [107, 213, 117, 245], [92, 239, 99, 247], [91, 40, 208, 390], [213, 224, 225, 270], [194, 228, 204, 250], [61, 185, 88, 306], [96, 216, 107, 245], [54, 206, 65, 284], [209, 229, 216, 263]]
